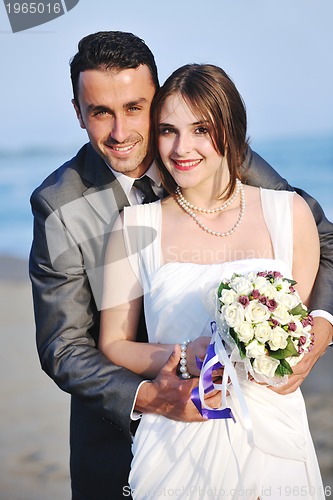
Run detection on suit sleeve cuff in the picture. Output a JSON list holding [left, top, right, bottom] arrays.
[[310, 309, 333, 326], [130, 380, 149, 421], [311, 310, 333, 345]]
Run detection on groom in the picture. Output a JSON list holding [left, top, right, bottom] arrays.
[[29, 31, 333, 499]]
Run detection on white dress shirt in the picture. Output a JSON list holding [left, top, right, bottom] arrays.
[[108, 161, 163, 205]]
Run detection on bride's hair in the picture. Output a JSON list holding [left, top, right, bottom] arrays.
[[151, 64, 249, 200]]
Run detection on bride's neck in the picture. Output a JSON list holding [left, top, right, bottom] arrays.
[[180, 174, 232, 210], [180, 188, 221, 210]]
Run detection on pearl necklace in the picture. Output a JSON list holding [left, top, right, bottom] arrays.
[[175, 178, 242, 214], [174, 181, 246, 237]]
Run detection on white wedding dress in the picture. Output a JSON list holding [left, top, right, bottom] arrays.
[[122, 189, 324, 500]]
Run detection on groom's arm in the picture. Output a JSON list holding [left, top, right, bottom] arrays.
[[243, 147, 333, 393]]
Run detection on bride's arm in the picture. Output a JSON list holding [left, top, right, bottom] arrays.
[[100, 298, 175, 379], [99, 219, 174, 378], [99, 217, 209, 378], [292, 193, 320, 305], [270, 193, 321, 395]]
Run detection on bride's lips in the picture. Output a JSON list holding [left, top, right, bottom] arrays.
[[172, 159, 202, 171], [106, 142, 138, 157]]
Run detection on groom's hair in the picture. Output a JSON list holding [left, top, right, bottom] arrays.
[[70, 31, 159, 106]]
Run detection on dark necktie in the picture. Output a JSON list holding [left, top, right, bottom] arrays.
[[133, 176, 159, 204]]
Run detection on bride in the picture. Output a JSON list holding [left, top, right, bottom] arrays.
[[99, 64, 324, 499]]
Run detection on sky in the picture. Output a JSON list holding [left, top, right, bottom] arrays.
[[0, 0, 332, 151]]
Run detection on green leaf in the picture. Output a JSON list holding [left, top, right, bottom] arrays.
[[229, 328, 246, 359], [284, 278, 297, 286], [275, 358, 293, 377], [269, 337, 298, 360], [218, 282, 231, 298], [290, 303, 308, 318]]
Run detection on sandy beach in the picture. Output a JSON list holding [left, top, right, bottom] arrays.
[[1, 255, 332, 500]]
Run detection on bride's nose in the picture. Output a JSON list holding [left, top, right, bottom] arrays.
[[173, 131, 193, 156]]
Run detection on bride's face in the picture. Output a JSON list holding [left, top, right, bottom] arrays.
[[157, 93, 224, 191]]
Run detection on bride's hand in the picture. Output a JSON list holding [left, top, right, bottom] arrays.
[[186, 337, 211, 376]]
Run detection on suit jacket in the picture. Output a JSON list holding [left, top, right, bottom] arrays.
[[30, 143, 144, 499], [29, 143, 333, 499]]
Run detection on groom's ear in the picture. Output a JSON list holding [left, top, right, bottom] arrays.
[[72, 99, 86, 130]]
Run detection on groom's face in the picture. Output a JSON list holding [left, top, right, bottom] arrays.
[[73, 64, 156, 179]]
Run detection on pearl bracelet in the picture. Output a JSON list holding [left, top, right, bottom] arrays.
[[179, 340, 192, 379]]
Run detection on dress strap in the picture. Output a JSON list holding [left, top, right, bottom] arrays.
[[260, 188, 294, 274], [123, 201, 162, 292]]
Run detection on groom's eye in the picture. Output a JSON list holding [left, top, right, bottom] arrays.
[[92, 107, 109, 117]]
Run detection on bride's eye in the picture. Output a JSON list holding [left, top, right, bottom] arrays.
[[159, 126, 176, 136], [195, 126, 209, 135]]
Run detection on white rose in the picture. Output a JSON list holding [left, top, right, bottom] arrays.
[[221, 303, 245, 329], [252, 355, 280, 377], [274, 278, 290, 293], [245, 339, 266, 358], [235, 321, 254, 343], [276, 291, 300, 310], [252, 276, 267, 289], [254, 321, 272, 343], [292, 338, 299, 350], [302, 324, 312, 335], [245, 271, 257, 281], [272, 304, 291, 325], [220, 288, 238, 305], [229, 276, 253, 296], [268, 326, 289, 351], [256, 282, 277, 299], [244, 301, 270, 324], [288, 318, 304, 338]]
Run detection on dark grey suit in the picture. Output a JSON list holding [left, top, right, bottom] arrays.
[[29, 142, 333, 500], [30, 144, 145, 499]]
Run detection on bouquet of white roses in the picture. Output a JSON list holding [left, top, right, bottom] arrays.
[[216, 270, 315, 385]]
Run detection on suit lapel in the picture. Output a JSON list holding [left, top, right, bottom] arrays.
[[81, 144, 130, 223]]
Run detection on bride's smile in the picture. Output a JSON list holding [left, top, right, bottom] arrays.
[[158, 92, 228, 199]]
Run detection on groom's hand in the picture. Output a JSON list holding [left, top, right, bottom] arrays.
[[135, 344, 219, 422], [270, 316, 332, 395]]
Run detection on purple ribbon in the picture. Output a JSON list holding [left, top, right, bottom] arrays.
[[191, 322, 235, 421]]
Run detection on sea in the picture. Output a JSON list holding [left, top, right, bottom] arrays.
[[0, 134, 332, 261]]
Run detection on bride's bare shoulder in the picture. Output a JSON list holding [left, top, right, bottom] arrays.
[[242, 184, 261, 203]]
